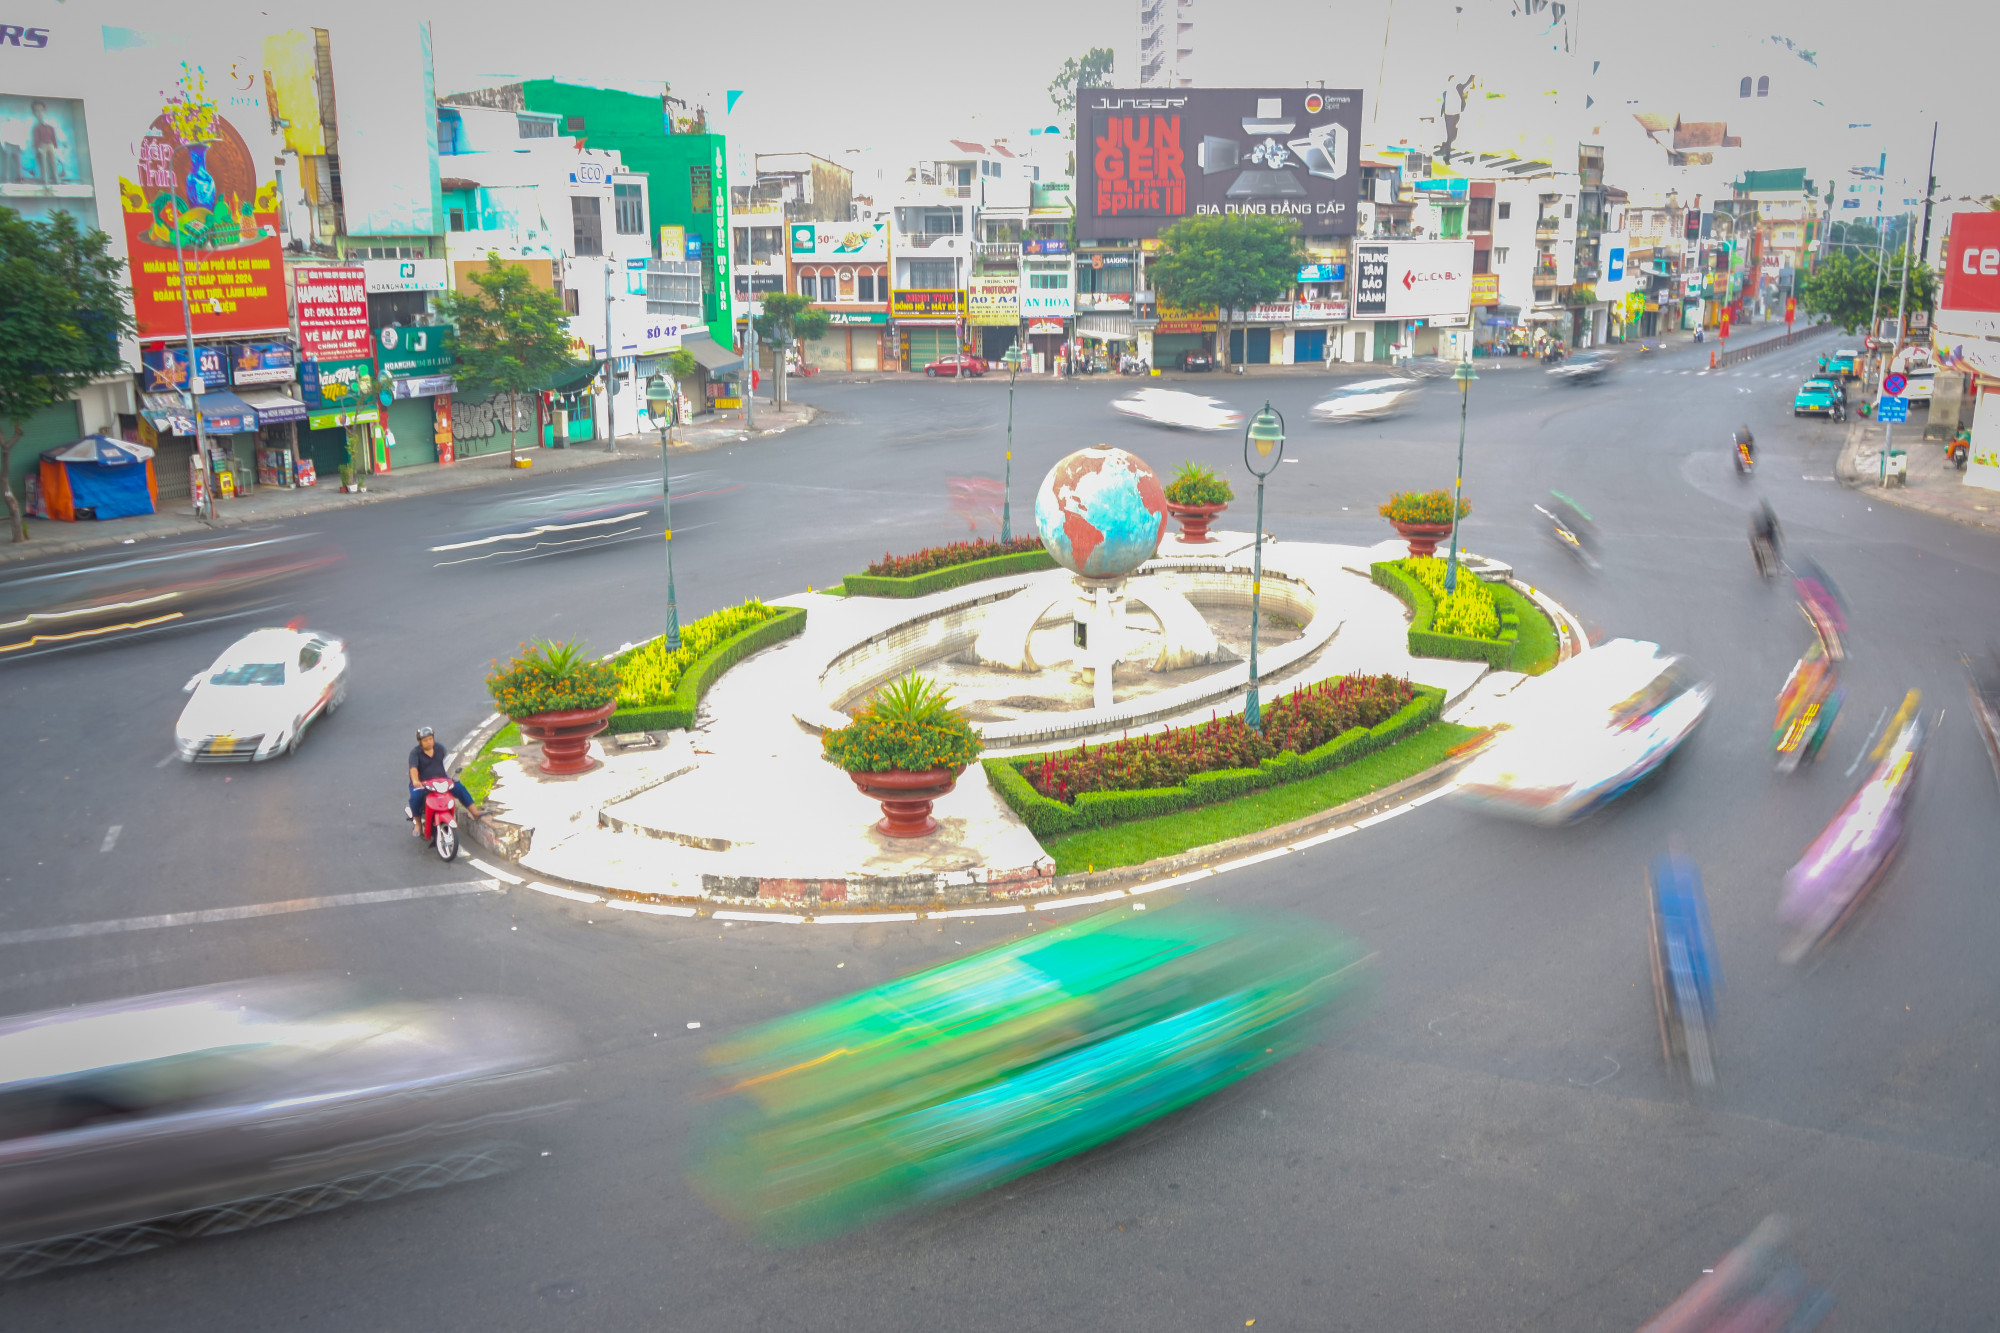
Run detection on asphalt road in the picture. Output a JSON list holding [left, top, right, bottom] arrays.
[[3, 331, 1998, 1329]]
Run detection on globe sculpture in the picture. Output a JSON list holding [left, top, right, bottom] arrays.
[[1033, 446, 1167, 580]]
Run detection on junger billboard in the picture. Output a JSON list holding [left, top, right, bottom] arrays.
[[1077, 89, 1363, 241]]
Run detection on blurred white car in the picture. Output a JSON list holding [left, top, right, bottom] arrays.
[[1902, 369, 1934, 403], [1109, 388, 1245, 432], [1453, 638, 1712, 824], [1308, 378, 1422, 423], [176, 626, 348, 762]]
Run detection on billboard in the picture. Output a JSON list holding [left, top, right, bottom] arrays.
[[1941, 211, 2000, 315], [293, 265, 372, 360], [967, 275, 1019, 326], [1076, 89, 1363, 241], [1352, 241, 1474, 319], [789, 221, 887, 263]]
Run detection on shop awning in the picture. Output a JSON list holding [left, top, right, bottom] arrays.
[[681, 332, 743, 376], [236, 387, 308, 425], [1076, 313, 1134, 341], [139, 390, 259, 435], [538, 359, 603, 395]]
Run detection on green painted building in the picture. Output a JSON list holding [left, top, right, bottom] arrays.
[[511, 82, 733, 347]]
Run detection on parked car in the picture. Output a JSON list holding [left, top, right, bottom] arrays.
[[175, 626, 348, 762], [1308, 378, 1423, 423], [1178, 350, 1216, 372], [1109, 388, 1244, 432], [1826, 349, 1861, 380], [924, 353, 988, 378], [1792, 377, 1846, 417], [1903, 369, 1935, 404]]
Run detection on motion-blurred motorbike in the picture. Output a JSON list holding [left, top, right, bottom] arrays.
[[1535, 493, 1600, 571], [1636, 1216, 1833, 1333], [1964, 650, 2000, 792], [1772, 642, 1842, 774], [1646, 851, 1720, 1089]]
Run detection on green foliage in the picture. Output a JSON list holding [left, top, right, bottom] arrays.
[[1379, 489, 1470, 524], [487, 640, 621, 717], [665, 348, 699, 385], [754, 291, 830, 347], [1401, 557, 1499, 638], [436, 254, 578, 463], [1150, 214, 1307, 367], [1047, 46, 1115, 139], [844, 548, 1058, 598], [460, 723, 521, 804], [1164, 462, 1234, 507], [0, 207, 136, 541], [1372, 561, 1540, 670], [612, 601, 784, 708], [823, 674, 984, 774], [609, 606, 807, 732], [1800, 248, 1935, 334]]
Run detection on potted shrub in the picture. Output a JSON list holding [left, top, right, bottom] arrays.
[[338, 463, 363, 494], [1379, 489, 1470, 558], [1162, 462, 1235, 544], [823, 674, 983, 838], [486, 640, 622, 775]]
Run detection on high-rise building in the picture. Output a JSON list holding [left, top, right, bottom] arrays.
[[1138, 0, 1193, 88]]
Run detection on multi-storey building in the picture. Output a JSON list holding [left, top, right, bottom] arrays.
[[1137, 0, 1194, 88]]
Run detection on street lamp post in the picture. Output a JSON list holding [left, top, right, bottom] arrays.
[[1444, 358, 1478, 593], [1001, 342, 1024, 542], [167, 200, 214, 520], [644, 375, 682, 651], [1241, 403, 1286, 731]]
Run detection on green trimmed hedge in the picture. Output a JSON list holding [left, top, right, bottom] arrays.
[[1372, 560, 1522, 670], [985, 685, 1443, 837], [843, 548, 1057, 598], [608, 605, 807, 732]]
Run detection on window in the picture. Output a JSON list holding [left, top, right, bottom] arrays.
[[1440, 206, 1464, 239], [1473, 249, 1490, 275], [517, 115, 555, 139], [1740, 76, 1753, 98], [614, 183, 645, 235], [1757, 76, 1769, 97], [448, 207, 466, 232], [1467, 197, 1493, 231], [299, 641, 324, 671], [800, 273, 817, 298], [563, 287, 580, 315], [571, 196, 603, 256], [1496, 201, 1511, 220], [1493, 247, 1509, 264], [907, 259, 955, 288], [857, 273, 877, 302], [1564, 202, 1573, 218], [1029, 272, 1069, 289]]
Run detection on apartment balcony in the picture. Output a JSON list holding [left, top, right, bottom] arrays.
[[974, 241, 1022, 261], [1578, 216, 1603, 239], [1574, 263, 1600, 283], [899, 232, 967, 251], [1535, 218, 1561, 236]]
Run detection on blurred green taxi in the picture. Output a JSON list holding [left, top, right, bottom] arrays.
[[1793, 378, 1845, 417]]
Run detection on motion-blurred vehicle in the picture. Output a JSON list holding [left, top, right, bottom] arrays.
[[0, 534, 339, 659], [1638, 1216, 1833, 1332], [689, 905, 1369, 1246], [1395, 355, 1460, 381], [1732, 430, 1756, 476], [1110, 387, 1245, 432], [429, 473, 733, 567], [174, 626, 347, 762], [1791, 378, 1845, 418], [0, 978, 572, 1279], [1965, 649, 2000, 792], [1791, 558, 1847, 661], [1646, 851, 1720, 1088], [1778, 693, 1926, 964], [1547, 350, 1614, 384], [1772, 641, 1842, 774], [1536, 492, 1600, 571], [1177, 349, 1215, 372], [1308, 378, 1422, 423], [924, 353, 989, 378], [1453, 639, 1713, 825]]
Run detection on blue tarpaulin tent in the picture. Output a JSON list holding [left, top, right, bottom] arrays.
[[37, 435, 157, 521]]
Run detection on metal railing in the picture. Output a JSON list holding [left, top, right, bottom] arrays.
[[975, 241, 1022, 259]]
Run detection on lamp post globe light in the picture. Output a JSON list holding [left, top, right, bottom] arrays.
[[1444, 358, 1478, 594], [1000, 343, 1024, 543], [1241, 402, 1286, 731], [644, 375, 682, 652]]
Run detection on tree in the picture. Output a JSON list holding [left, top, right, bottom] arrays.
[[436, 254, 578, 467], [1799, 247, 1935, 334], [661, 347, 697, 443], [1150, 214, 1307, 368], [752, 292, 829, 409], [0, 208, 133, 542], [1048, 46, 1115, 159]]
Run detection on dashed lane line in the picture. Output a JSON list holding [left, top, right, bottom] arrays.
[[0, 880, 504, 947]]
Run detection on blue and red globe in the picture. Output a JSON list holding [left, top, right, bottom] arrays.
[[1034, 446, 1166, 579]]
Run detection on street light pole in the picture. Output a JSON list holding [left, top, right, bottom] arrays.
[[1241, 403, 1286, 732], [645, 376, 682, 651], [604, 258, 617, 453], [1444, 358, 1478, 592], [1001, 342, 1023, 542], [168, 201, 212, 520]]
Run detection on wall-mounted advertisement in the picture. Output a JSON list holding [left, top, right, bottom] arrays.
[[364, 258, 448, 293], [229, 341, 295, 384], [789, 221, 887, 262], [1021, 267, 1074, 319], [376, 324, 453, 377], [1352, 240, 1474, 319], [1941, 211, 2000, 314], [0, 93, 94, 224], [967, 275, 1020, 326], [141, 345, 229, 394], [293, 265, 372, 359], [890, 289, 963, 321], [299, 357, 376, 411], [1077, 88, 1363, 241]]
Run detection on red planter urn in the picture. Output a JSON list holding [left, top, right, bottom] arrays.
[[1389, 520, 1455, 559], [514, 702, 618, 775], [848, 766, 962, 838], [1164, 500, 1228, 544]]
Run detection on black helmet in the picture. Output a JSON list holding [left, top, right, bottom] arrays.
[[416, 726, 435, 741]]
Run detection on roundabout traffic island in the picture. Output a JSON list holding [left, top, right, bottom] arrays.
[[1379, 488, 1469, 559]]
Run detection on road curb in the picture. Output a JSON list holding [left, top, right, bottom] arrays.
[[1832, 416, 2000, 533]]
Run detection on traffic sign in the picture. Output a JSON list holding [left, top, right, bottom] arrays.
[[1883, 371, 1908, 396], [1876, 395, 1909, 423]]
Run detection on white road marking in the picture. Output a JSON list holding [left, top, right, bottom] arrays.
[[527, 881, 601, 903], [0, 880, 502, 947], [816, 912, 919, 924], [712, 910, 808, 924], [155, 753, 177, 768], [604, 898, 699, 918], [99, 825, 121, 853], [467, 856, 524, 885], [927, 904, 1028, 919], [1039, 889, 1129, 910]]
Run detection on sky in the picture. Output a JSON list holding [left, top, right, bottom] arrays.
[[48, 0, 1997, 223]]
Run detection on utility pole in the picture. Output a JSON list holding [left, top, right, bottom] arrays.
[[603, 259, 617, 452], [741, 302, 757, 431], [1917, 121, 1939, 266], [169, 201, 212, 520]]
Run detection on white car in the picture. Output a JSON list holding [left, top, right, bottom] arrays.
[[1109, 388, 1245, 432], [176, 627, 348, 762], [1308, 378, 1422, 423], [1902, 369, 1934, 403]]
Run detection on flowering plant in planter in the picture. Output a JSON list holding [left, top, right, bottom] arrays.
[[1378, 489, 1470, 525], [486, 640, 621, 717], [823, 674, 983, 774], [1163, 462, 1234, 508], [865, 536, 1043, 579]]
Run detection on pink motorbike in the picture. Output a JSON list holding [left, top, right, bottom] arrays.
[[416, 776, 460, 862]]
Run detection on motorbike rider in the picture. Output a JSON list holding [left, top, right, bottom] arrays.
[[1751, 499, 1782, 563], [408, 726, 479, 832], [1734, 424, 1756, 464]]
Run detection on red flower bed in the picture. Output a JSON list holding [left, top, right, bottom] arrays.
[[1021, 675, 1416, 802], [866, 536, 1043, 579]]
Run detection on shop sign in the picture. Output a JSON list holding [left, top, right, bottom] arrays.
[[1242, 303, 1292, 322], [393, 375, 458, 399], [1077, 87, 1364, 240], [789, 221, 888, 262], [299, 357, 377, 410], [141, 345, 229, 394], [1087, 253, 1132, 267], [375, 324, 454, 377], [198, 398, 255, 433], [362, 258, 448, 293], [1028, 319, 1066, 335], [827, 310, 888, 325], [1154, 304, 1218, 334], [1941, 212, 2000, 314], [890, 289, 964, 320], [1470, 273, 1500, 305], [1030, 181, 1072, 210], [1298, 262, 1346, 282], [1352, 240, 1473, 319], [1024, 238, 1070, 255], [1291, 298, 1348, 322], [292, 265, 372, 359], [967, 276, 1020, 326], [306, 405, 381, 431], [1426, 313, 1469, 327], [229, 342, 295, 385]]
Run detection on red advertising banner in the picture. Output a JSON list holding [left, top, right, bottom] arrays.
[[294, 265, 372, 360], [1940, 211, 2000, 314], [1093, 114, 1186, 220]]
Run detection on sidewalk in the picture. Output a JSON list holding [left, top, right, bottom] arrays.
[[0, 403, 816, 565], [1834, 414, 2000, 533]]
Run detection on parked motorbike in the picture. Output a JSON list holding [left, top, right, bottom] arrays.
[[1118, 356, 1150, 376], [413, 776, 460, 862], [1778, 694, 1926, 964], [1949, 439, 1970, 470]]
